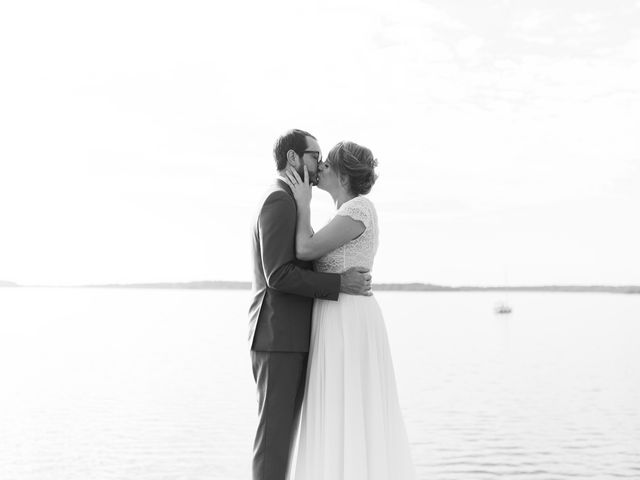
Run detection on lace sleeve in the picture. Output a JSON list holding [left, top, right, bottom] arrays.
[[336, 197, 370, 229]]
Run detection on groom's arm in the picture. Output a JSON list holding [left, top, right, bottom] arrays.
[[259, 192, 340, 300]]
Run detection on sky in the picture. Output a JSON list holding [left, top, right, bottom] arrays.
[[1, 0, 639, 286]]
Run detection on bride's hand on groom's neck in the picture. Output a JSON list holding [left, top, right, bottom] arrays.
[[284, 166, 312, 207]]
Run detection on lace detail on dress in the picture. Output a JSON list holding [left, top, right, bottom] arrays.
[[314, 196, 378, 274], [336, 199, 371, 228]]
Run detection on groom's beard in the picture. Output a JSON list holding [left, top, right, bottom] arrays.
[[297, 165, 318, 186]]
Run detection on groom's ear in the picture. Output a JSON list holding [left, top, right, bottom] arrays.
[[286, 149, 297, 166]]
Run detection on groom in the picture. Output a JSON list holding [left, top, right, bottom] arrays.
[[248, 129, 372, 480]]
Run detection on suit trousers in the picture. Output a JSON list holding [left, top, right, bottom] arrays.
[[251, 351, 308, 480]]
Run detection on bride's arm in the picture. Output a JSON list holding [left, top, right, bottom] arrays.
[[283, 166, 366, 261], [295, 203, 365, 261]]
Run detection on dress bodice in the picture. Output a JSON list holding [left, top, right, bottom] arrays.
[[314, 196, 379, 274]]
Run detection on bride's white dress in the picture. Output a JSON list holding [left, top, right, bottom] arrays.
[[289, 196, 416, 480]]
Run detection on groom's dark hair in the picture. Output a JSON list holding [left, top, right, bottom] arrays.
[[273, 129, 316, 171]]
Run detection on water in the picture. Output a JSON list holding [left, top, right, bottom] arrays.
[[0, 288, 639, 479]]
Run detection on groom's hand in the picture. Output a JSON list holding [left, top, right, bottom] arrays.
[[340, 267, 373, 296]]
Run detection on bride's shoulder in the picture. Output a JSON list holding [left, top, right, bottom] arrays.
[[337, 196, 377, 226], [347, 195, 373, 207], [349, 195, 376, 211]]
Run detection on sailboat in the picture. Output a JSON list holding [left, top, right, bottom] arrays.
[[494, 269, 513, 314], [494, 302, 512, 314]]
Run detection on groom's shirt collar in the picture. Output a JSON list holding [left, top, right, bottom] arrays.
[[275, 176, 293, 196]]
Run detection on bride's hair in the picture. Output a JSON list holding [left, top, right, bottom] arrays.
[[327, 141, 378, 195]]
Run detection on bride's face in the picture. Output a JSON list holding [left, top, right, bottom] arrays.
[[317, 158, 342, 193]]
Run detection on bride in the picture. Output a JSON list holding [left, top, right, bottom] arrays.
[[282, 141, 416, 480]]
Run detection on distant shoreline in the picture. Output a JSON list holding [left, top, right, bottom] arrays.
[[1, 280, 638, 294]]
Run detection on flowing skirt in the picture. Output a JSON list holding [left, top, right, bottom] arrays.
[[289, 294, 416, 480]]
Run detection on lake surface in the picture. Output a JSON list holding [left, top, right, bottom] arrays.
[[0, 288, 639, 479]]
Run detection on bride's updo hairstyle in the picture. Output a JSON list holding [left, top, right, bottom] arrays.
[[327, 141, 378, 195]]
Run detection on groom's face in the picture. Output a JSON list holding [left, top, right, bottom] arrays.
[[296, 137, 322, 186]]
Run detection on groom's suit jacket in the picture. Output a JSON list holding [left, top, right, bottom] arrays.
[[249, 178, 341, 352]]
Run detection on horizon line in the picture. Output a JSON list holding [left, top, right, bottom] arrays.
[[1, 280, 639, 293]]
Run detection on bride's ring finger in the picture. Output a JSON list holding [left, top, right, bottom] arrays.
[[284, 170, 296, 184]]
